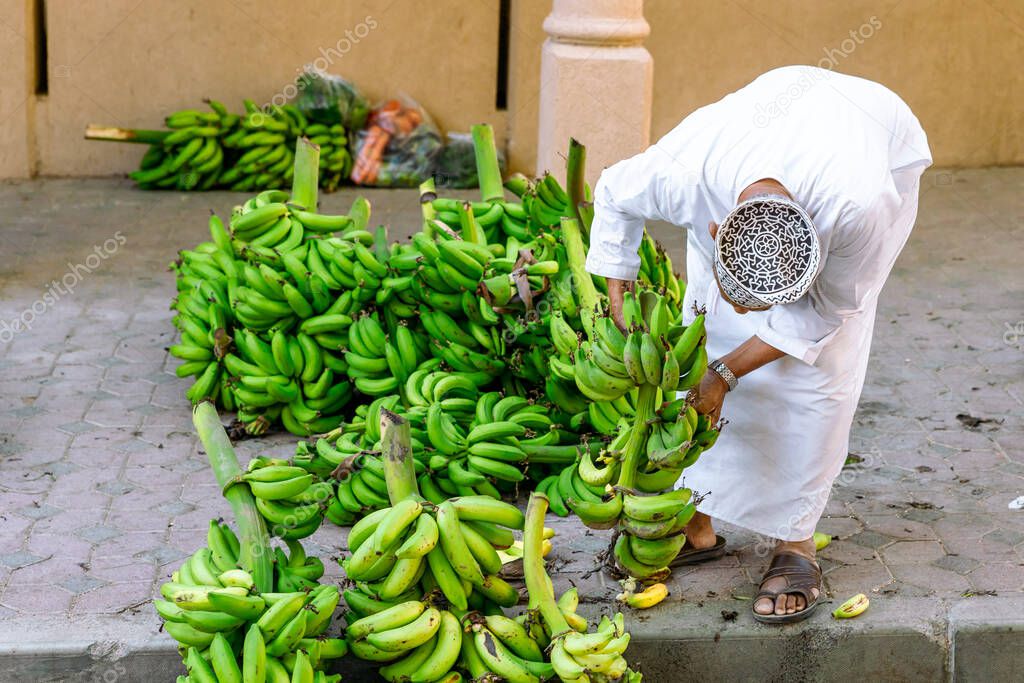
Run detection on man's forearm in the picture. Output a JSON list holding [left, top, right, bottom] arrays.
[[719, 335, 786, 379]]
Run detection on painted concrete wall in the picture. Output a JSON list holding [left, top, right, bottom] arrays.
[[0, 0, 35, 178], [14, 0, 504, 177], [507, 0, 1024, 173], [2, 1, 1021, 177]]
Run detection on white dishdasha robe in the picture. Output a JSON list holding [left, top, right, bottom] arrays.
[[585, 66, 931, 540]]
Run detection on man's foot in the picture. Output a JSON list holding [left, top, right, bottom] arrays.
[[681, 511, 718, 550], [669, 511, 727, 567], [753, 539, 821, 618]]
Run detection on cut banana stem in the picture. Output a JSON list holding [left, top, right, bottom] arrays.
[[193, 402, 274, 593]]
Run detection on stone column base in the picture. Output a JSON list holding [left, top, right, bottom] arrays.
[[535, 27, 653, 187]]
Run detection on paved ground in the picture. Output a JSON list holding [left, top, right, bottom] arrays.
[[0, 168, 1021, 680]]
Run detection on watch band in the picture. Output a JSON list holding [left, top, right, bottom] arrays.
[[709, 359, 738, 391]]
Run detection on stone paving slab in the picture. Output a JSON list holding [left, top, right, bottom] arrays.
[[0, 168, 1021, 679]]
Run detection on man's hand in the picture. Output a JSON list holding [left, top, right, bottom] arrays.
[[687, 370, 728, 424], [606, 278, 636, 331]]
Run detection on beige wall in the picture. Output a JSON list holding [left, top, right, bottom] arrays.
[[0, 0, 35, 177], [22, 0, 504, 176], [2, 1, 1022, 178], [507, 0, 1024, 173]]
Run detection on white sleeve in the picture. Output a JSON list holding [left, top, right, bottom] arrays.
[[585, 146, 692, 280]]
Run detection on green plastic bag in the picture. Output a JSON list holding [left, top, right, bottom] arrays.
[[292, 68, 369, 131]]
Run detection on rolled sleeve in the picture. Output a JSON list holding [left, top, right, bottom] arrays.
[[585, 213, 645, 280]]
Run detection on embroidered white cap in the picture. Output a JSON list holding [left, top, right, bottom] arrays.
[[714, 194, 821, 310]]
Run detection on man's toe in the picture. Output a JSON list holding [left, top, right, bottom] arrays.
[[789, 594, 803, 614], [754, 597, 774, 615], [774, 595, 787, 615]]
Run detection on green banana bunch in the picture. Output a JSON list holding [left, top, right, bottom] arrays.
[[92, 96, 353, 192], [462, 585, 598, 683], [645, 398, 719, 470], [521, 172, 572, 230], [244, 459, 329, 539], [558, 281, 722, 580], [491, 492, 642, 683], [169, 216, 236, 406], [340, 430, 528, 681], [342, 495, 523, 614], [131, 99, 234, 190], [155, 523, 344, 682], [171, 178, 374, 434], [613, 486, 696, 580], [637, 231, 684, 305], [306, 121, 352, 192]]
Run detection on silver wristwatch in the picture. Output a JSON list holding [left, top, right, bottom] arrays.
[[709, 359, 738, 391]]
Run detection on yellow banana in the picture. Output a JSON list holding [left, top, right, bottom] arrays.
[[833, 593, 869, 618], [617, 583, 669, 609]]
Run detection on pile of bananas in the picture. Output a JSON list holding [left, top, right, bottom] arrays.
[[88, 98, 352, 192], [285, 385, 596, 539], [339, 417, 640, 682], [155, 521, 346, 682], [170, 126, 690, 455]]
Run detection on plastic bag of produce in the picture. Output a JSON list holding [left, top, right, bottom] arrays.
[[433, 132, 507, 189], [350, 95, 442, 187], [292, 67, 370, 130]]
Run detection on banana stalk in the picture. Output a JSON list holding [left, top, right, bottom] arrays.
[[419, 178, 438, 235], [566, 138, 587, 238], [560, 216, 601, 339], [380, 408, 419, 505], [84, 124, 168, 145], [523, 493, 573, 635], [291, 136, 320, 211], [193, 402, 274, 592], [471, 124, 505, 203], [614, 383, 659, 490], [458, 202, 486, 246]]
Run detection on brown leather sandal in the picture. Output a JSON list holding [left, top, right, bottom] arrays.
[[751, 551, 822, 624]]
